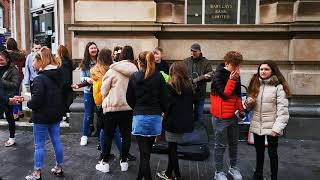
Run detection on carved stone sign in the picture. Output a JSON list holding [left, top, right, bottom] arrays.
[[205, 0, 238, 24]]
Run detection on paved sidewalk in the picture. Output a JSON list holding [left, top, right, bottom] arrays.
[[0, 130, 319, 180]]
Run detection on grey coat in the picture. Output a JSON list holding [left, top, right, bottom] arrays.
[[249, 76, 289, 136], [1, 63, 20, 97]]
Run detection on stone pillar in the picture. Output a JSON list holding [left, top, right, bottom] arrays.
[[156, 0, 185, 23], [63, 0, 73, 57]]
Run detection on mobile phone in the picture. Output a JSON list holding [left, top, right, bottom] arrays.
[[235, 110, 246, 121]]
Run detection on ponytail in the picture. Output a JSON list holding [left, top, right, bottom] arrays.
[[138, 51, 155, 79], [144, 52, 155, 79]]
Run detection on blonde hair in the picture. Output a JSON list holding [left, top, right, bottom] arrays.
[[35, 47, 61, 69], [138, 51, 155, 79]]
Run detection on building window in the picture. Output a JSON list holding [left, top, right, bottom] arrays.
[[32, 12, 54, 49], [186, 0, 258, 24]]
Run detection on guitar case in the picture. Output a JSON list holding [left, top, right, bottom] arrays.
[[151, 121, 210, 161]]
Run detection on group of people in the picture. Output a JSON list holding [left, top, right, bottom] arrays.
[[0, 40, 290, 180]]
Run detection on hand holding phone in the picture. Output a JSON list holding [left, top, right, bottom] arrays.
[[235, 110, 246, 121]]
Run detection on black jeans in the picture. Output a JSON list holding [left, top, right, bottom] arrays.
[[166, 142, 181, 178], [136, 136, 155, 180], [4, 105, 15, 138], [254, 134, 278, 180], [102, 110, 132, 162]]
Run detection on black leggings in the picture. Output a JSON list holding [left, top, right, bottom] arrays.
[[166, 142, 181, 178], [136, 136, 155, 180], [254, 134, 279, 180], [102, 111, 132, 162], [4, 105, 15, 138]]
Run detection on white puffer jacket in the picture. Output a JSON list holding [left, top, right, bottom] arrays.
[[101, 60, 138, 113], [249, 76, 289, 136]]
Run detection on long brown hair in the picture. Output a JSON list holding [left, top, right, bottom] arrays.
[[138, 51, 155, 79], [98, 48, 113, 66], [56, 45, 73, 64], [80, 42, 98, 70], [34, 47, 61, 69], [168, 62, 193, 95], [6, 38, 19, 51], [247, 60, 291, 98]]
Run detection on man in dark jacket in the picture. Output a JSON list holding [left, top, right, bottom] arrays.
[[183, 43, 213, 122]]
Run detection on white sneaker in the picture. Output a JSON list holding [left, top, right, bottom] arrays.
[[120, 160, 128, 172], [228, 167, 243, 180], [214, 171, 228, 180], [5, 138, 15, 147], [80, 136, 88, 146], [95, 160, 109, 173]]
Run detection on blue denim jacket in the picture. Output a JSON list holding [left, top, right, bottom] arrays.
[[80, 60, 96, 94]]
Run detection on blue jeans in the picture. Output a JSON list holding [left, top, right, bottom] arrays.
[[33, 122, 64, 170], [99, 127, 122, 153], [193, 98, 205, 122], [82, 93, 95, 136], [212, 117, 239, 172]]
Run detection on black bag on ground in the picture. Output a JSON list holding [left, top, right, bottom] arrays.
[[152, 121, 210, 161]]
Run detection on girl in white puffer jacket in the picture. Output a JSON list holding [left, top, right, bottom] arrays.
[[246, 60, 290, 180]]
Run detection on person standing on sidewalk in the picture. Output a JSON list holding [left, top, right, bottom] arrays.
[[56, 45, 75, 123], [0, 50, 19, 147], [210, 51, 244, 180], [79, 42, 98, 146], [183, 43, 213, 122], [126, 51, 168, 180], [246, 60, 290, 180], [95, 46, 138, 173], [23, 40, 42, 93], [156, 62, 193, 180], [153, 47, 169, 74], [6, 38, 26, 121], [25, 47, 64, 180], [23, 40, 42, 123]]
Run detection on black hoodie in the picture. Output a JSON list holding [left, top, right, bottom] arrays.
[[27, 66, 64, 124], [126, 70, 168, 115], [211, 63, 241, 100]]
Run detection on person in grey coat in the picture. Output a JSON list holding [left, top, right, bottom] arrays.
[[246, 60, 291, 180]]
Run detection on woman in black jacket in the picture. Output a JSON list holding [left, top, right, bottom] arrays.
[[25, 47, 64, 180], [57, 45, 74, 122], [126, 51, 168, 180], [157, 62, 194, 180], [0, 50, 19, 147]]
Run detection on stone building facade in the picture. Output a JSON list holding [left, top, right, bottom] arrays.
[[12, 0, 320, 96], [10, 0, 320, 139]]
